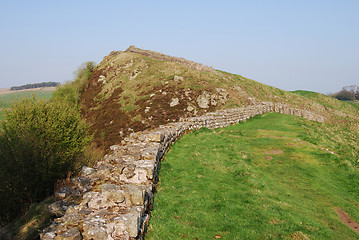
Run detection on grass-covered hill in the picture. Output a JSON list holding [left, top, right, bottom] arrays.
[[80, 46, 359, 150]]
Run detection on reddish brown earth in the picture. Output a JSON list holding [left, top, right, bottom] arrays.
[[81, 69, 142, 150], [334, 207, 359, 234], [80, 68, 217, 150]]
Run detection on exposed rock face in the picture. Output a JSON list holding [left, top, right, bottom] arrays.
[[41, 102, 324, 239], [170, 98, 179, 107], [196, 89, 229, 109], [215, 88, 229, 104], [197, 91, 211, 108], [187, 104, 194, 112]]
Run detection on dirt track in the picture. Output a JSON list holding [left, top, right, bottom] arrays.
[[335, 207, 359, 234], [0, 87, 56, 95]]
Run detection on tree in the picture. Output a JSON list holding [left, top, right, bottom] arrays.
[[10, 82, 60, 91], [331, 85, 359, 101], [334, 90, 355, 101]]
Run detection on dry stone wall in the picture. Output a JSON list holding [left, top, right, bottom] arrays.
[[41, 102, 324, 240]]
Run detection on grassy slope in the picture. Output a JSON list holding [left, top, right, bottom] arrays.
[[147, 113, 359, 239], [292, 90, 356, 113]]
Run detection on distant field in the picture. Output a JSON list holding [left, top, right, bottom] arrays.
[[0, 88, 55, 120], [147, 113, 359, 239]]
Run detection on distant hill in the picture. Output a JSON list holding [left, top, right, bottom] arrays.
[[10, 82, 60, 91], [80, 46, 359, 149]]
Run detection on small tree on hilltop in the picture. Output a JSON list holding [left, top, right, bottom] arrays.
[[334, 89, 355, 101], [331, 85, 359, 101]]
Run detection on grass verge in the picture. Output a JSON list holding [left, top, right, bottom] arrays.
[[146, 113, 359, 239]]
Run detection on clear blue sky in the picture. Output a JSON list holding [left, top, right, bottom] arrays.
[[0, 0, 358, 93]]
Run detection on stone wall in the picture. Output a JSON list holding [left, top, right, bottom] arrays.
[[40, 102, 324, 240]]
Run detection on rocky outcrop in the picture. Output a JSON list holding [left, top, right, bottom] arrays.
[[195, 88, 229, 109], [41, 102, 324, 239]]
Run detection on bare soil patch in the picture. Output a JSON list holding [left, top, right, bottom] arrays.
[[0, 88, 10, 93], [265, 149, 284, 155], [0, 87, 56, 95], [334, 207, 359, 234]]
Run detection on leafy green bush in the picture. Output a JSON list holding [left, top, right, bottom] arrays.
[[52, 61, 95, 106], [0, 97, 91, 222]]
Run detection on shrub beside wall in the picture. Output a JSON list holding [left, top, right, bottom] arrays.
[[0, 61, 97, 226], [0, 98, 91, 222]]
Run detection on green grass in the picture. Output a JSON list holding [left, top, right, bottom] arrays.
[[291, 90, 359, 114], [0, 90, 54, 120], [147, 113, 359, 239], [346, 101, 359, 111], [291, 90, 319, 97]]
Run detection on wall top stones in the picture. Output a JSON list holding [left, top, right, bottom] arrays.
[[41, 102, 324, 240]]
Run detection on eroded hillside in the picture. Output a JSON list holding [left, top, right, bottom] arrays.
[[80, 46, 359, 149]]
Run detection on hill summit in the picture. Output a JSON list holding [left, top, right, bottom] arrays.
[[80, 46, 359, 149]]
